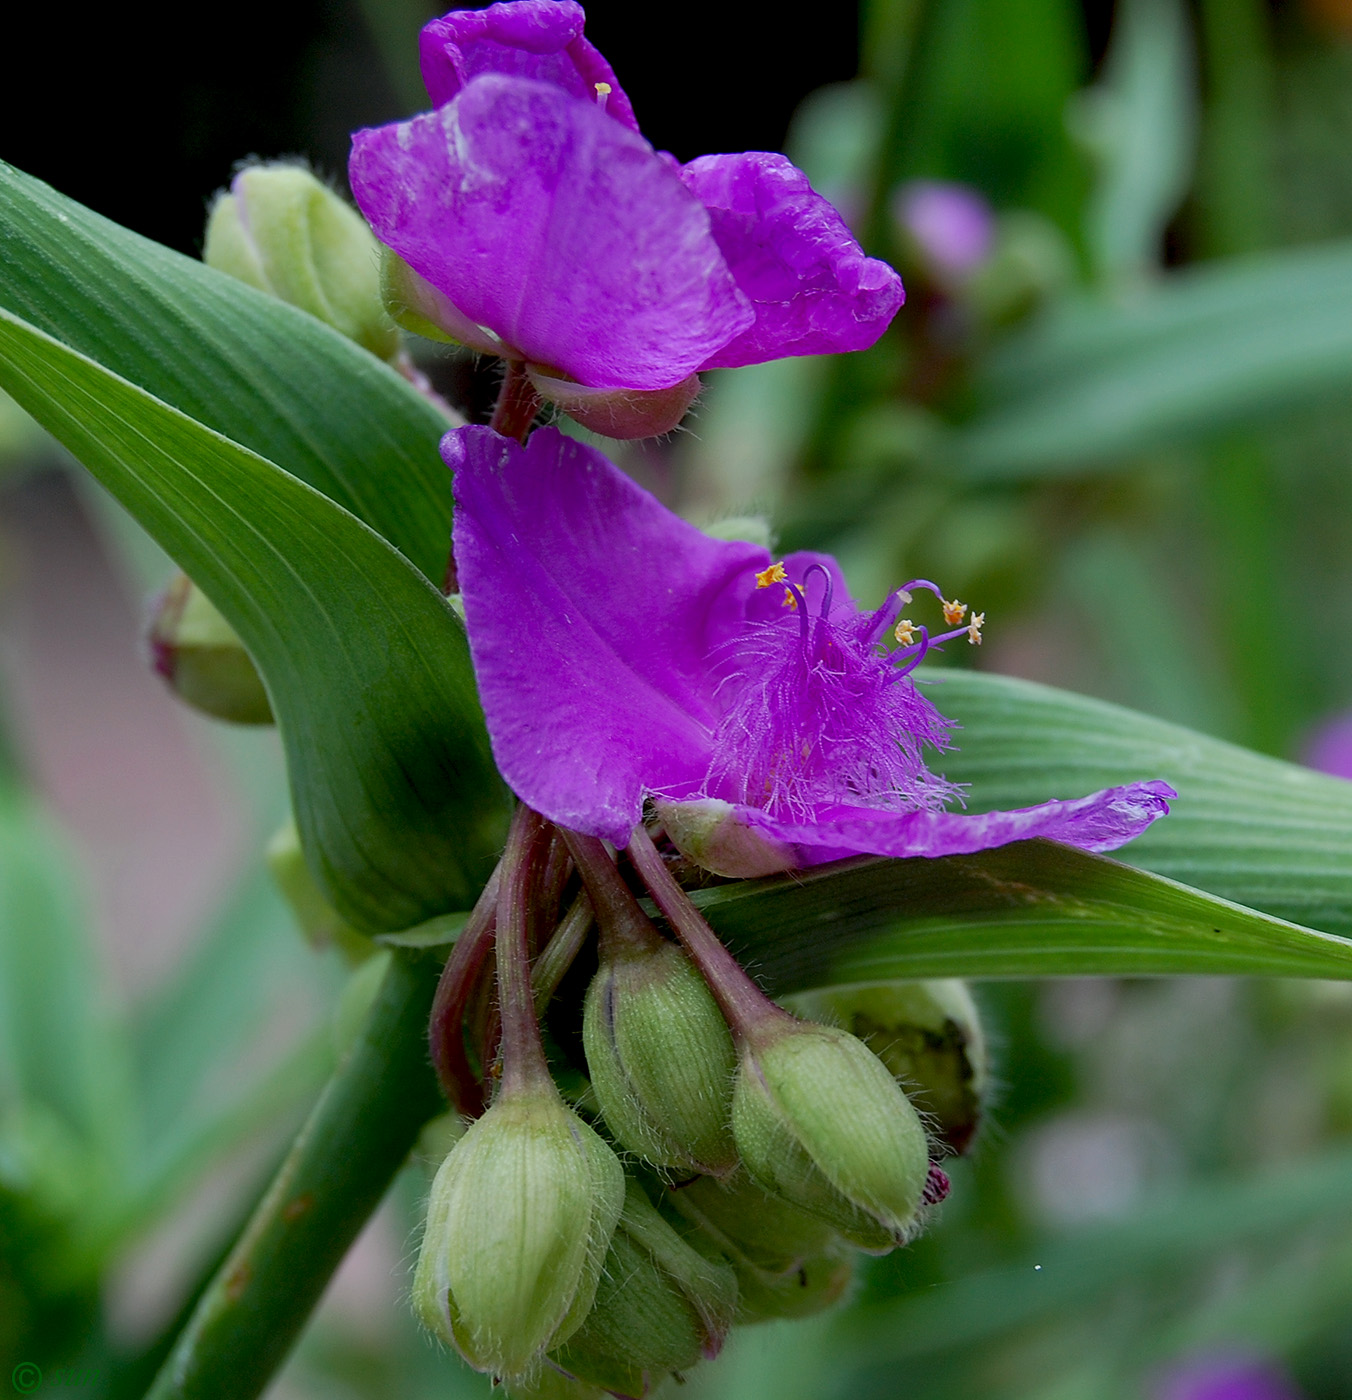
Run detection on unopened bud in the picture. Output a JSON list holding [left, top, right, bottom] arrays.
[[503, 1372, 604, 1400], [732, 1245, 854, 1323], [412, 1087, 624, 1378], [701, 515, 775, 549], [666, 1172, 835, 1276], [266, 819, 372, 962], [205, 163, 399, 361], [786, 980, 987, 1154], [146, 572, 272, 725], [552, 1179, 737, 1396], [665, 1172, 853, 1323], [732, 1021, 930, 1252], [527, 369, 701, 440], [583, 940, 737, 1177]]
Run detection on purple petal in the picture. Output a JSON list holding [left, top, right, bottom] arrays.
[[1155, 1355, 1304, 1400], [350, 76, 752, 391], [894, 180, 995, 278], [419, 0, 639, 132], [735, 781, 1177, 865], [1303, 710, 1352, 780], [680, 153, 905, 369], [447, 426, 768, 843]]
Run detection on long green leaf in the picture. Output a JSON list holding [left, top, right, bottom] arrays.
[[930, 670, 1352, 938], [955, 240, 1352, 477], [0, 306, 510, 930], [0, 780, 131, 1159], [698, 838, 1352, 987], [0, 161, 452, 579]]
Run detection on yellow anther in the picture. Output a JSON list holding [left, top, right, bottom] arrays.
[[782, 589, 798, 611], [967, 611, 985, 645], [594, 81, 612, 106], [942, 597, 966, 627], [755, 562, 788, 590], [894, 619, 917, 646]]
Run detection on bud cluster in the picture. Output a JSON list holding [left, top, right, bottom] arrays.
[[413, 815, 988, 1397]]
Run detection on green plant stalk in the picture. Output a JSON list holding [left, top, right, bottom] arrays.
[[1193, 0, 1287, 757], [1195, 0, 1273, 259], [144, 948, 443, 1400]]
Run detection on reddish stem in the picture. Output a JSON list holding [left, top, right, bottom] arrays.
[[496, 806, 555, 1096], [559, 830, 666, 958], [428, 867, 500, 1114], [489, 359, 543, 443], [600, 826, 784, 1040]]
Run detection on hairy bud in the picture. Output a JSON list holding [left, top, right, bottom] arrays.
[[666, 1171, 835, 1275], [732, 1021, 931, 1252], [583, 940, 737, 1177], [552, 1179, 737, 1397], [206, 163, 399, 360], [412, 1087, 624, 1379], [787, 980, 987, 1154], [733, 1245, 855, 1323]]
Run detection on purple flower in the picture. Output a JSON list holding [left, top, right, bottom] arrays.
[[348, 1, 903, 394], [1153, 1354, 1304, 1400], [1304, 710, 1352, 780], [446, 425, 1174, 874], [894, 180, 995, 280]]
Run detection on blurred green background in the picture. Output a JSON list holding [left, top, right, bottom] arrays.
[[7, 0, 1352, 1397]]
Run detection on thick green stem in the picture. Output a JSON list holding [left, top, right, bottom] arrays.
[[144, 948, 442, 1400]]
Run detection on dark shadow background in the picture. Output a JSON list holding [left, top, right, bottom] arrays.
[[2, 0, 872, 257]]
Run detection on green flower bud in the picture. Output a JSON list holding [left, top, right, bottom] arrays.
[[664, 1172, 853, 1324], [700, 515, 775, 549], [732, 1245, 854, 1323], [583, 940, 737, 1177], [412, 1087, 624, 1379], [503, 1372, 604, 1400], [665, 1172, 836, 1276], [146, 572, 272, 725], [205, 163, 399, 361], [786, 980, 987, 1155], [732, 1021, 930, 1252], [552, 1179, 737, 1397], [265, 819, 372, 962]]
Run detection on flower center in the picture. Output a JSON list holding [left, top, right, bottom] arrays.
[[704, 566, 982, 819]]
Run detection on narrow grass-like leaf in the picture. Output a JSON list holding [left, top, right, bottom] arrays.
[[955, 241, 1352, 477], [0, 306, 510, 930], [0, 161, 453, 578], [696, 839, 1352, 988], [929, 669, 1352, 939], [0, 779, 132, 1159]]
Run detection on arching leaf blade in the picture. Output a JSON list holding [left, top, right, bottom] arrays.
[[0, 306, 510, 930]]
